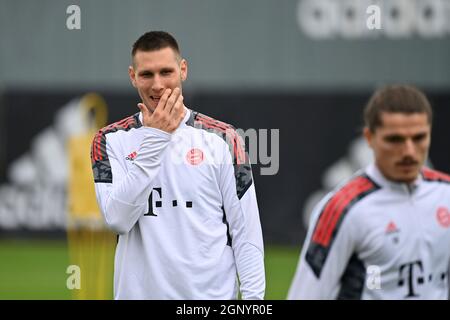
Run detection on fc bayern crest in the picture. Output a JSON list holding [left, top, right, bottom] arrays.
[[186, 148, 204, 165], [436, 207, 450, 228]]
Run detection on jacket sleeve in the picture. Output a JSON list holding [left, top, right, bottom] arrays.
[[287, 194, 358, 300], [218, 129, 265, 300], [91, 127, 172, 234]]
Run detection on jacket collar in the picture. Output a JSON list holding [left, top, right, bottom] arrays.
[[366, 162, 422, 194]]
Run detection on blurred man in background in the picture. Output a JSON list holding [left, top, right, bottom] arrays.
[[90, 31, 265, 299], [288, 85, 450, 299]]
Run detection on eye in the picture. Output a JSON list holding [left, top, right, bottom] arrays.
[[412, 133, 427, 142], [139, 71, 153, 78], [160, 69, 173, 76], [384, 135, 404, 143]]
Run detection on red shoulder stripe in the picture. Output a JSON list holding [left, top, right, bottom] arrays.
[[195, 113, 232, 131], [92, 116, 136, 162], [194, 118, 246, 164], [422, 167, 450, 183], [312, 176, 377, 247]]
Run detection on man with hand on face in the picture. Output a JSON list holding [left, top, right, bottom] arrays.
[[91, 31, 265, 300], [288, 85, 450, 300]]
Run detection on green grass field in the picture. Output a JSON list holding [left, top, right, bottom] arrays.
[[0, 239, 300, 300]]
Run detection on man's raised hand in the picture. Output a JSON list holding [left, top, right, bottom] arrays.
[[138, 88, 185, 133]]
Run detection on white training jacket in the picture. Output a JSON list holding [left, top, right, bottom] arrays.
[[91, 108, 265, 300], [288, 163, 450, 300]]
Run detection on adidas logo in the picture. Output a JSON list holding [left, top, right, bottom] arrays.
[[385, 221, 399, 234], [126, 151, 137, 161]]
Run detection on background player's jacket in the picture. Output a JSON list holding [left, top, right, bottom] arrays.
[[91, 108, 265, 299], [288, 163, 450, 300]]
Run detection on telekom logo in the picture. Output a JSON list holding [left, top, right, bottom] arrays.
[[436, 207, 450, 228]]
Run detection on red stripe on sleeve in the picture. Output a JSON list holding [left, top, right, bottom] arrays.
[[422, 167, 450, 183], [312, 177, 375, 247]]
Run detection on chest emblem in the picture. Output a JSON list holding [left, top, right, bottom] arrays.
[[436, 207, 450, 228], [186, 148, 204, 166], [125, 151, 137, 161]]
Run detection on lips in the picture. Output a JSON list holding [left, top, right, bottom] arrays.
[[397, 161, 417, 166], [396, 163, 418, 173], [397, 163, 417, 168]]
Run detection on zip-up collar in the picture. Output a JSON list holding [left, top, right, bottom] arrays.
[[366, 163, 422, 194]]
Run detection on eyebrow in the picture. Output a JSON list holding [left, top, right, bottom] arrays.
[[159, 67, 175, 73], [383, 131, 429, 140], [138, 67, 175, 76]]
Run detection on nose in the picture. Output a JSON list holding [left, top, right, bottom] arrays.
[[151, 75, 164, 93], [403, 139, 415, 156]]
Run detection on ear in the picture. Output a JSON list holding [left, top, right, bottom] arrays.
[[128, 65, 137, 88], [180, 59, 188, 82], [363, 127, 373, 148]]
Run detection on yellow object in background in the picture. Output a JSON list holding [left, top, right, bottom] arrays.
[[67, 93, 116, 300]]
